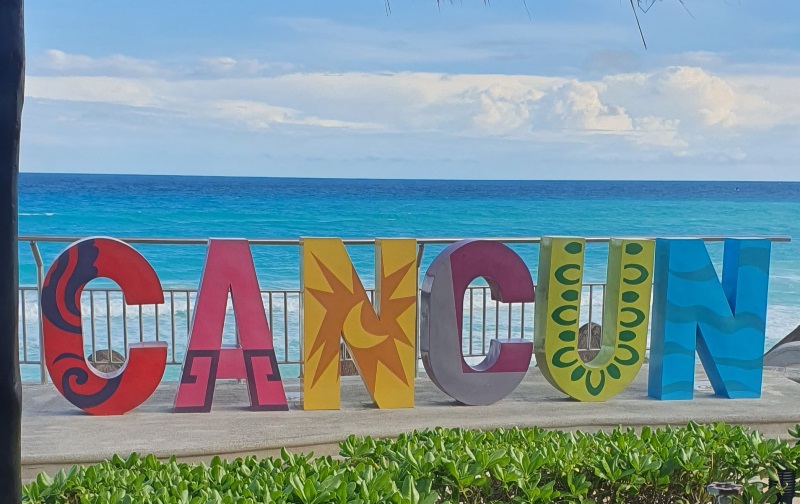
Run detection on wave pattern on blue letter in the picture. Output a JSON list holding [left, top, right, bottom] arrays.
[[648, 239, 770, 400]]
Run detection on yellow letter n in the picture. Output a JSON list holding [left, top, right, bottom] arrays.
[[301, 238, 417, 410]]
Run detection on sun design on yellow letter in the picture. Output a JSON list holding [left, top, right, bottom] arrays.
[[302, 238, 417, 409]]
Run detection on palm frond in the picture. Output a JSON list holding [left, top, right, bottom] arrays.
[[384, 1, 694, 49]]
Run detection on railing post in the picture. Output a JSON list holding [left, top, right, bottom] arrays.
[[0, 0, 24, 499], [415, 243, 425, 379], [298, 247, 304, 380], [29, 241, 46, 384], [587, 285, 594, 350]]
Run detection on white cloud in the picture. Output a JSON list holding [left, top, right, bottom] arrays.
[[37, 50, 294, 79], [199, 57, 296, 77], [630, 116, 685, 149], [27, 76, 165, 108], [43, 49, 161, 77], [210, 100, 381, 130], [24, 50, 800, 161], [658, 67, 738, 126], [603, 66, 800, 131], [541, 81, 633, 132]]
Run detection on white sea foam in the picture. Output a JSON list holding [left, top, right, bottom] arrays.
[[16, 284, 800, 382], [771, 272, 800, 283]]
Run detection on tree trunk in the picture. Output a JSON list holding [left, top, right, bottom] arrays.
[[0, 0, 24, 501]]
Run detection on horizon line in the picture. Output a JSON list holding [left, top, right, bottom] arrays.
[[17, 172, 800, 184]]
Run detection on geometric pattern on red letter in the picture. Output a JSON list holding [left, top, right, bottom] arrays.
[[174, 239, 288, 412]]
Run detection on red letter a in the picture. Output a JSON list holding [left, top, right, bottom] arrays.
[[174, 239, 288, 412]]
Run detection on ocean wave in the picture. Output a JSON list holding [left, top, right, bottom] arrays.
[[18, 291, 301, 320], [771, 272, 800, 283], [15, 289, 800, 362], [19, 212, 56, 217]]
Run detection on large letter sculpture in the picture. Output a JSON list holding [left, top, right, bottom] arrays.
[[648, 238, 771, 400], [421, 240, 534, 406], [41, 238, 167, 415], [535, 238, 654, 402], [174, 239, 288, 412], [302, 238, 417, 410]]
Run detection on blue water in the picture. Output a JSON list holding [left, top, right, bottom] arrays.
[[16, 174, 800, 381]]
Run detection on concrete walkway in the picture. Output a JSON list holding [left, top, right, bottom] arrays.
[[21, 365, 800, 480]]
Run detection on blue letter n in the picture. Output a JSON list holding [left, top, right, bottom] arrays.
[[648, 238, 771, 400]]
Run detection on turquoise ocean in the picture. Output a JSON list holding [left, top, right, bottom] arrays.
[[16, 174, 800, 382]]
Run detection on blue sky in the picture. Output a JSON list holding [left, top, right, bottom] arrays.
[[20, 1, 800, 180]]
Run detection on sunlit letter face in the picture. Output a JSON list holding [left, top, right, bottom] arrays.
[[302, 238, 417, 410], [649, 238, 771, 400], [420, 240, 534, 406], [174, 239, 287, 412], [534, 238, 654, 402], [41, 238, 167, 415]]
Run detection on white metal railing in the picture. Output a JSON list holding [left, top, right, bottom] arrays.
[[16, 235, 791, 384], [18, 284, 580, 383]]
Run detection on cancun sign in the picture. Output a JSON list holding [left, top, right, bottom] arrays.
[[40, 236, 771, 415]]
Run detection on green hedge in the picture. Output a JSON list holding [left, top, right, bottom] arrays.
[[24, 423, 800, 503]]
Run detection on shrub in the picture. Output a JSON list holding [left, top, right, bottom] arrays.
[[23, 422, 800, 503]]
